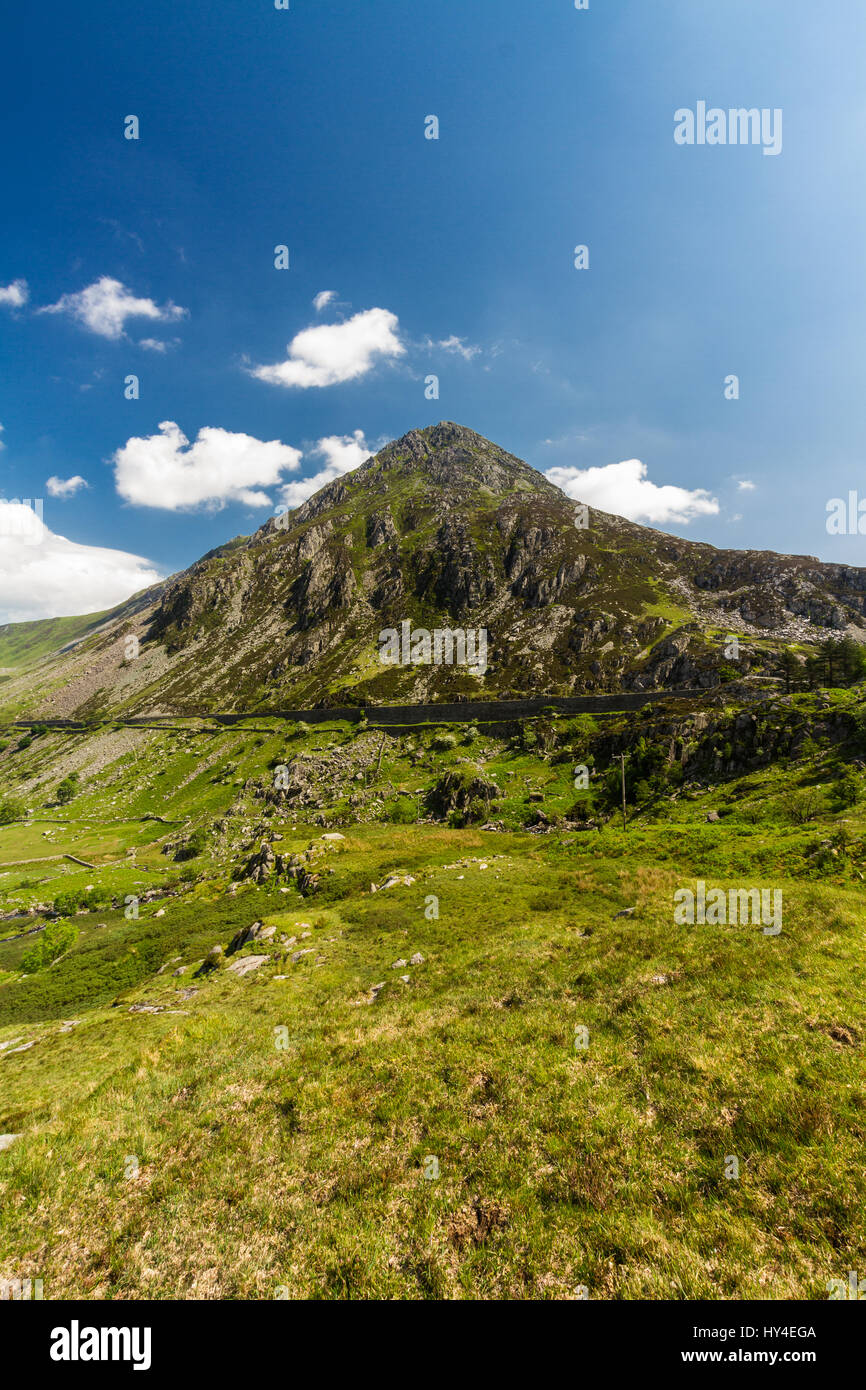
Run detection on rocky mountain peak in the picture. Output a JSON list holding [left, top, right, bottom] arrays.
[[4, 422, 866, 719], [354, 422, 556, 498]]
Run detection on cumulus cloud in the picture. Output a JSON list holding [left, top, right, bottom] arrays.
[[39, 277, 187, 340], [545, 458, 719, 525], [278, 431, 373, 510], [252, 307, 404, 389], [0, 279, 28, 309], [313, 290, 338, 313], [0, 502, 162, 624], [112, 421, 302, 511], [46, 475, 89, 498], [737, 479, 756, 492]]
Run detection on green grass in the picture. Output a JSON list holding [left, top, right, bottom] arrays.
[[0, 698, 864, 1299], [0, 610, 112, 671]]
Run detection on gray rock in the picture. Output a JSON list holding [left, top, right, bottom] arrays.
[[227, 920, 264, 955], [226, 954, 269, 977], [194, 945, 224, 978], [0, 1134, 21, 1152]]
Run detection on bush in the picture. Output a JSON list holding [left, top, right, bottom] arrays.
[[834, 769, 862, 808], [55, 773, 79, 805], [381, 797, 419, 825], [52, 886, 106, 915], [21, 919, 79, 973], [432, 732, 457, 752], [780, 786, 826, 824], [0, 796, 25, 824]]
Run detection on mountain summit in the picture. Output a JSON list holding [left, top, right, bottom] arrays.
[[2, 423, 865, 717]]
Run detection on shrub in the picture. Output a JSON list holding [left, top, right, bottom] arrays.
[[55, 774, 79, 805], [52, 886, 106, 915], [834, 769, 862, 808], [432, 732, 457, 752], [381, 797, 419, 825], [20, 919, 79, 973], [0, 796, 25, 824], [780, 786, 826, 824]]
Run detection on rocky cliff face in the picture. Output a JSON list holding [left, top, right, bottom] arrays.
[[5, 422, 866, 718]]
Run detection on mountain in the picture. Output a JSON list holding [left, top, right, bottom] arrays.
[[2, 421, 866, 718]]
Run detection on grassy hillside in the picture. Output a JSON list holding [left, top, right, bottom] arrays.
[[0, 610, 111, 671], [0, 693, 864, 1299]]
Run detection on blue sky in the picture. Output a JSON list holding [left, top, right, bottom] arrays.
[[1, 0, 865, 621]]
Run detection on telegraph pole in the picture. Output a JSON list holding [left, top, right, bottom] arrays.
[[620, 753, 627, 832]]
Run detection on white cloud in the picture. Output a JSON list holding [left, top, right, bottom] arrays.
[[430, 335, 482, 361], [313, 290, 338, 313], [112, 421, 301, 511], [139, 337, 179, 353], [737, 479, 756, 492], [46, 475, 89, 498], [0, 279, 28, 309], [252, 307, 404, 389], [278, 431, 372, 510], [0, 502, 162, 624], [545, 458, 719, 525], [39, 277, 187, 340]]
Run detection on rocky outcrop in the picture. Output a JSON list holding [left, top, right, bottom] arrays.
[[427, 768, 501, 819]]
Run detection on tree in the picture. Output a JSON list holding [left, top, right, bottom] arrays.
[[838, 637, 866, 683], [20, 919, 79, 973], [780, 649, 801, 693], [0, 796, 25, 824], [818, 638, 839, 687], [55, 774, 79, 805]]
